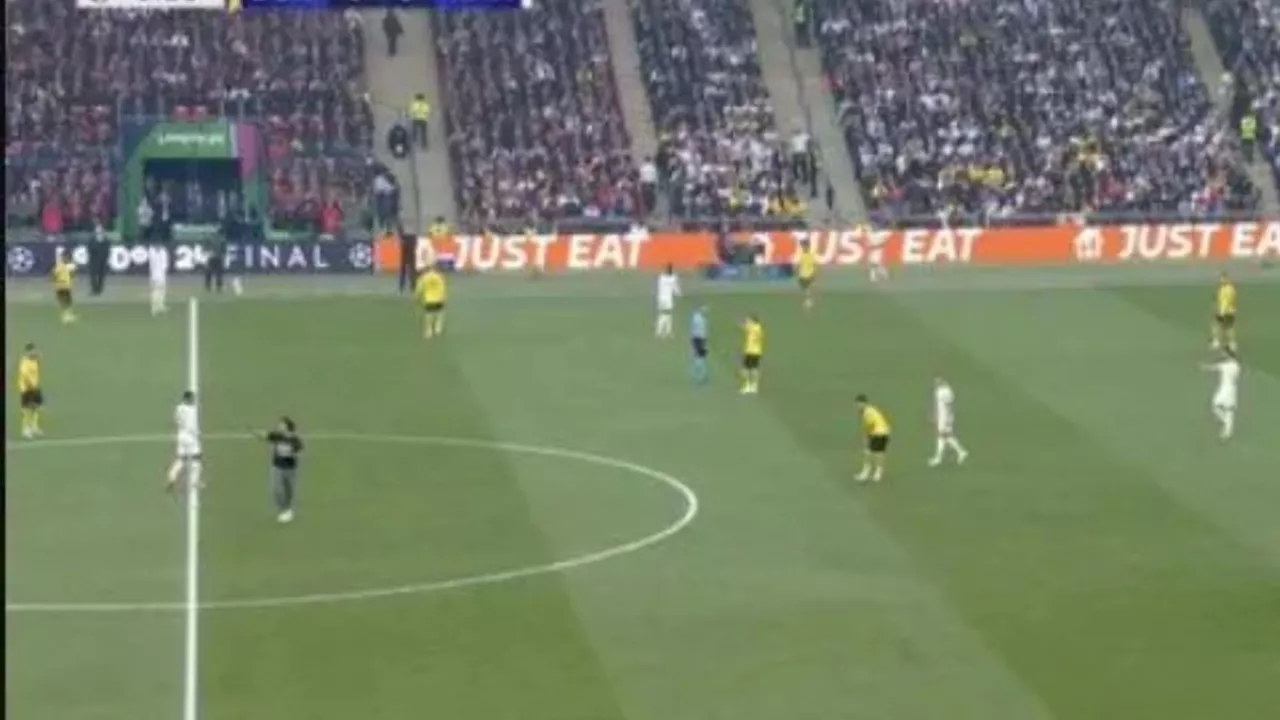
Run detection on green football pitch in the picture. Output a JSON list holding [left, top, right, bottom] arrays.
[[6, 267, 1280, 720]]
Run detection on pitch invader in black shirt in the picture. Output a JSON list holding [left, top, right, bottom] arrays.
[[255, 417, 304, 524]]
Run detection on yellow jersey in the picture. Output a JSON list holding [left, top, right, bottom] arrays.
[[862, 405, 891, 437], [428, 222, 450, 240], [797, 249, 817, 280], [18, 357, 40, 392], [52, 261, 74, 290], [416, 270, 447, 305], [1216, 282, 1236, 317], [743, 320, 765, 356]]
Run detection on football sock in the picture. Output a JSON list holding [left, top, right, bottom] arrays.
[[434, 315, 445, 335], [20, 409, 31, 434], [932, 438, 946, 460], [692, 356, 708, 382], [948, 437, 966, 455], [167, 460, 184, 485], [30, 410, 41, 433], [1222, 410, 1235, 437]]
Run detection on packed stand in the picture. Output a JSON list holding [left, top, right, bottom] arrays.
[[1201, 0, 1280, 188], [814, 0, 1260, 220], [633, 0, 807, 219], [434, 0, 639, 224], [6, 0, 376, 234]]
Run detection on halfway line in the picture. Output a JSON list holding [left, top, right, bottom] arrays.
[[182, 297, 202, 720]]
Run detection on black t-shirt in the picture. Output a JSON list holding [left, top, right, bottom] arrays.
[[266, 431, 303, 469]]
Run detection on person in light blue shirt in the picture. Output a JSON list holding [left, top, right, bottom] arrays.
[[690, 306, 709, 383]]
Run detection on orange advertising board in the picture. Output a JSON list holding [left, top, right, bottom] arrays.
[[372, 221, 1280, 273]]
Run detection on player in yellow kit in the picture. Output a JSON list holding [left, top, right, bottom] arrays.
[[855, 394, 891, 483], [740, 315, 765, 394], [415, 264, 448, 339], [796, 241, 817, 310], [1211, 272, 1237, 351], [52, 254, 77, 324], [17, 343, 44, 439]]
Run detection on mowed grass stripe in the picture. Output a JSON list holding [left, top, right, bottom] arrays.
[[868, 288, 1280, 719], [6, 306, 189, 720], [904, 284, 1280, 563], [1107, 281, 1280, 385], [613, 293, 1054, 720], [194, 300, 632, 720]]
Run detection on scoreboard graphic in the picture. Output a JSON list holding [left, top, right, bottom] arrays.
[[76, 0, 531, 9]]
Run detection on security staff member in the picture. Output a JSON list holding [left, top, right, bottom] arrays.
[[397, 224, 417, 293], [1240, 112, 1258, 162], [793, 0, 811, 48], [88, 221, 110, 296], [409, 93, 432, 149], [204, 225, 228, 293]]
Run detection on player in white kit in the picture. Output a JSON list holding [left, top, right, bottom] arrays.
[[928, 377, 969, 466], [149, 244, 169, 316], [655, 264, 681, 338], [1203, 349, 1240, 440], [165, 391, 203, 492]]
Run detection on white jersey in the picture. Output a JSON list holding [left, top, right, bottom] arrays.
[[149, 246, 169, 283], [656, 272, 681, 313], [174, 402, 201, 458], [934, 383, 956, 433], [1212, 359, 1240, 408]]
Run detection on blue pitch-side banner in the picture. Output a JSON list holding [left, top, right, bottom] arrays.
[[5, 240, 376, 277]]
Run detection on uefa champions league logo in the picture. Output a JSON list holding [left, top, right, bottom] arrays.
[[347, 242, 373, 269], [7, 246, 36, 274]]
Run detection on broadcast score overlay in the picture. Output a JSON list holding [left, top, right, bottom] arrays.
[[75, 0, 531, 10]]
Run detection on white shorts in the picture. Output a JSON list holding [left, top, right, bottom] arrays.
[[1212, 392, 1237, 410], [936, 418, 954, 435], [150, 274, 167, 288], [656, 301, 674, 315], [176, 433, 202, 460]]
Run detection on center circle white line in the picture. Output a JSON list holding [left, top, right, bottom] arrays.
[[5, 432, 700, 613]]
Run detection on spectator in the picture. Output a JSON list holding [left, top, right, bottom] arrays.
[[814, 0, 1260, 218], [6, 1, 377, 234], [1201, 0, 1280, 188], [434, 0, 638, 222], [632, 0, 795, 219], [383, 11, 404, 58]]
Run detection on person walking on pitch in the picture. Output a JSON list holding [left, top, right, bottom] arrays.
[[255, 417, 305, 523]]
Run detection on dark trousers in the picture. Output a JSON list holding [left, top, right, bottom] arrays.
[[794, 18, 810, 47], [272, 466, 298, 513], [791, 152, 811, 185], [412, 119, 429, 149], [398, 242, 416, 292], [641, 182, 657, 215], [204, 255, 225, 292], [386, 33, 399, 57], [88, 245, 109, 295]]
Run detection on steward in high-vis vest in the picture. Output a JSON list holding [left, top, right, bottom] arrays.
[[793, 0, 811, 47], [1240, 113, 1258, 162], [409, 94, 432, 150]]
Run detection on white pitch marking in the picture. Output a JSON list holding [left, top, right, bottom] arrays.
[[5, 433, 700, 613], [182, 297, 202, 720]]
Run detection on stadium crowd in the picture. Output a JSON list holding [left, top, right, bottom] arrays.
[[7, 0, 377, 234], [633, 0, 804, 218], [1201, 0, 1280, 187], [814, 0, 1261, 220], [434, 0, 640, 224]]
